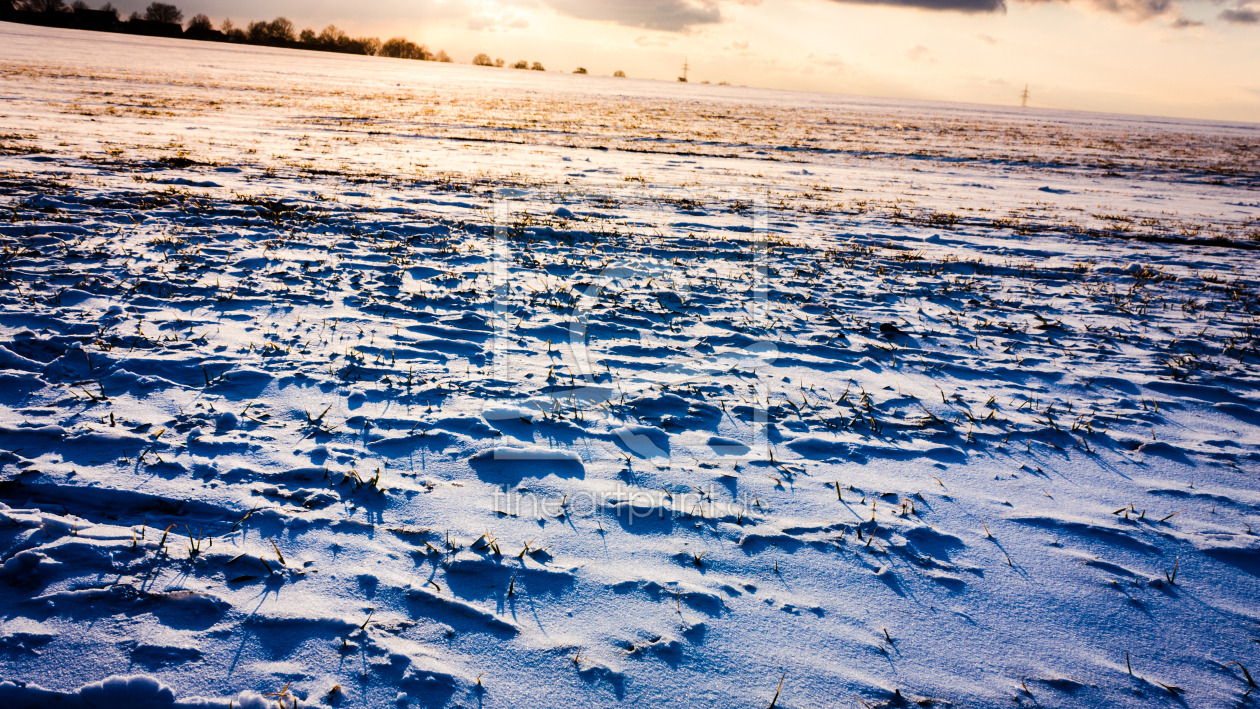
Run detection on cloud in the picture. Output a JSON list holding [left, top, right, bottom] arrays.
[[973, 32, 1007, 45], [806, 52, 848, 72], [1076, 0, 1176, 21], [544, 0, 725, 31], [808, 52, 847, 66], [1219, 4, 1260, 21], [725, 39, 750, 50], [824, 0, 1006, 13], [183, 0, 477, 27], [905, 44, 934, 61], [823, 0, 1198, 21], [1170, 14, 1204, 25], [466, 11, 530, 31], [634, 34, 673, 46]]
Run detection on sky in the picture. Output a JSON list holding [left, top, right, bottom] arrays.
[[102, 0, 1260, 122]]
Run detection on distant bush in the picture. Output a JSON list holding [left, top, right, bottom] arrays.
[[573, 67, 587, 74], [494, 58, 505, 67], [472, 53, 494, 66], [531, 62, 544, 71], [380, 37, 432, 60], [186, 13, 211, 32], [143, 2, 180, 23], [613, 70, 626, 78], [513, 60, 528, 69]]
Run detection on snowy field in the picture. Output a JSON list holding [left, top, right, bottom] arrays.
[[2, 20, 1260, 709]]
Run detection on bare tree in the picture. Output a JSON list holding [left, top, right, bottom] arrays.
[[186, 13, 212, 32], [267, 17, 293, 42], [143, 2, 182, 24], [316, 24, 345, 47], [494, 58, 505, 67], [437, 50, 451, 62], [221, 17, 243, 41], [531, 61, 545, 71], [472, 53, 493, 66], [613, 70, 626, 77], [245, 20, 269, 43], [573, 67, 587, 74], [247, 16, 293, 44], [17, 0, 68, 12], [512, 60, 528, 69], [298, 25, 376, 55]]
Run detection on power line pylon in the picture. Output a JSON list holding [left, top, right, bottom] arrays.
[[679, 57, 689, 83], [1020, 84, 1030, 108]]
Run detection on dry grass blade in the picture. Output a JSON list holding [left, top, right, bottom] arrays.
[[768, 672, 785, 709], [270, 538, 287, 566], [1227, 661, 1257, 689]]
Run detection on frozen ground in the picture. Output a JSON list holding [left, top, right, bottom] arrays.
[[1, 20, 1260, 709]]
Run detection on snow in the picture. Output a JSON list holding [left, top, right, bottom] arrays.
[[1, 19, 1259, 709]]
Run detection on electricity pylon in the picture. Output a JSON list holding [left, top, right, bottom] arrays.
[[1020, 84, 1030, 108]]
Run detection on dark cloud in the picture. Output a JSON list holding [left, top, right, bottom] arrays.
[[823, 0, 1215, 21], [825, 0, 1005, 13], [1081, 0, 1175, 20], [141, 0, 474, 26], [1219, 4, 1260, 21], [545, 0, 724, 31]]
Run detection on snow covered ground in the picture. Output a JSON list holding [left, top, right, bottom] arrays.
[[1, 20, 1259, 709]]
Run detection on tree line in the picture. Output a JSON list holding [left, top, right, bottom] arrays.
[[2, 1, 443, 58], [2, 1, 625, 75]]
